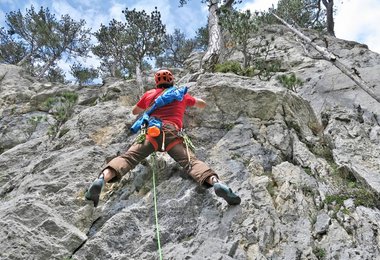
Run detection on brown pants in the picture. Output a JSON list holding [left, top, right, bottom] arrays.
[[103, 124, 217, 187]]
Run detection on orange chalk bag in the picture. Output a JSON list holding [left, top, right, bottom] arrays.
[[147, 117, 162, 137]]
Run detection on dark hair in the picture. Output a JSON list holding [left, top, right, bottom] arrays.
[[156, 82, 174, 89]]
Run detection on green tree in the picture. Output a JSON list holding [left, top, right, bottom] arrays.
[[156, 29, 196, 68], [3, 5, 91, 79], [275, 0, 327, 30], [122, 7, 166, 85], [0, 27, 27, 64], [37, 14, 91, 78], [42, 92, 78, 139], [194, 26, 208, 51], [219, 8, 259, 69], [5, 6, 57, 66], [46, 66, 66, 83], [275, 0, 336, 35], [92, 19, 132, 78], [70, 62, 99, 86], [277, 73, 304, 92]]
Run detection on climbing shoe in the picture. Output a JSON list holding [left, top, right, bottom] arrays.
[[85, 177, 104, 207], [213, 183, 241, 205]]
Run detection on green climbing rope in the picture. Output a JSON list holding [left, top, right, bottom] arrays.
[[151, 153, 163, 260]]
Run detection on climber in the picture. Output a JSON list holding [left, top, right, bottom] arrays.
[[85, 69, 241, 207]]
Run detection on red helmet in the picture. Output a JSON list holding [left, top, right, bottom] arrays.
[[154, 69, 174, 86]]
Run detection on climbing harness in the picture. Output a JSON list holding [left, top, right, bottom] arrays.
[[151, 153, 163, 260]]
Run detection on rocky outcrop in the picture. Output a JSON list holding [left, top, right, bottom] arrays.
[[224, 25, 380, 116], [1, 24, 380, 260]]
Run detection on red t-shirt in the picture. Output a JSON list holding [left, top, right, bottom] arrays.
[[136, 88, 196, 129]]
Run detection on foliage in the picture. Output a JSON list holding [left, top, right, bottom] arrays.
[[46, 66, 66, 83], [179, 0, 210, 7], [313, 247, 326, 259], [28, 115, 44, 126], [254, 8, 279, 25], [254, 59, 282, 81], [2, 5, 91, 79], [37, 14, 91, 78], [214, 57, 280, 80], [275, 0, 326, 30], [248, 33, 280, 81], [70, 62, 99, 86], [194, 26, 209, 51], [42, 91, 78, 139], [92, 19, 132, 78], [260, 0, 335, 35], [27, 115, 44, 137], [5, 5, 57, 65], [308, 140, 333, 162], [302, 167, 312, 175], [215, 61, 243, 75], [324, 188, 378, 209], [122, 7, 166, 71], [324, 194, 347, 207], [93, 7, 165, 78], [214, 59, 281, 79], [324, 184, 374, 211], [0, 27, 27, 64], [156, 29, 196, 68], [219, 8, 259, 68], [217, 7, 280, 80], [277, 73, 303, 92]]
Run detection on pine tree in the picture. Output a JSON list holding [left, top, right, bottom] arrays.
[[122, 7, 166, 84], [37, 14, 91, 78], [92, 19, 132, 78], [5, 6, 57, 67], [275, 0, 328, 31], [70, 62, 99, 86], [219, 8, 259, 69], [3, 5, 91, 79], [0, 27, 27, 64], [194, 26, 208, 51], [156, 29, 196, 68]]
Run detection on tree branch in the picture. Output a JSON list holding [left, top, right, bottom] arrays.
[[272, 13, 380, 103]]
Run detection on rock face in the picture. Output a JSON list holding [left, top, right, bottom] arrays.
[[1, 24, 380, 260]]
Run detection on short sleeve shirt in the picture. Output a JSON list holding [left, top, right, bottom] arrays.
[[136, 88, 196, 129]]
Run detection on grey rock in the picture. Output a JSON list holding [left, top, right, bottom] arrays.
[[314, 212, 331, 235], [1, 23, 380, 260]]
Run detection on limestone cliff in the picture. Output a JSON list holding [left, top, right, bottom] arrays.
[[1, 25, 380, 260]]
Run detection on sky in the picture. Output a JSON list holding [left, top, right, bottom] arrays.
[[1, 0, 380, 80]]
